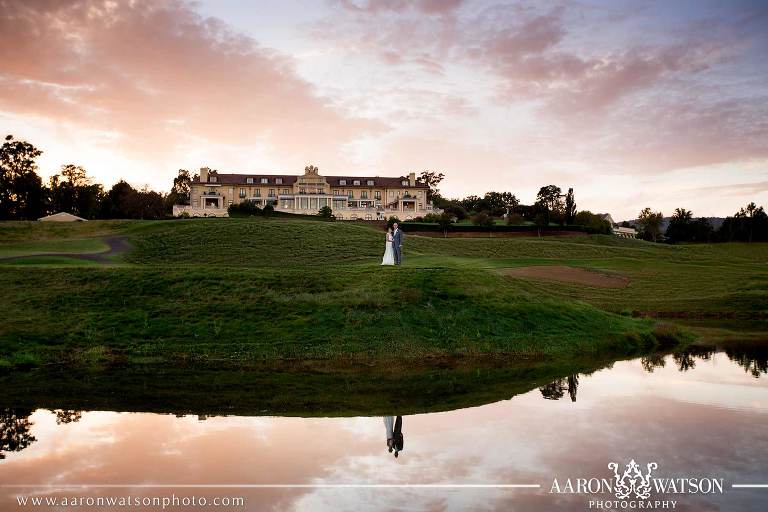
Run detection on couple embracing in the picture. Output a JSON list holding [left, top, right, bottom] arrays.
[[381, 223, 403, 266]]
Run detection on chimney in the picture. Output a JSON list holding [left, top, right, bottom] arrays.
[[409, 172, 416, 187], [200, 168, 209, 182]]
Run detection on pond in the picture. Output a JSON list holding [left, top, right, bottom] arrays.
[[1, 347, 767, 511]]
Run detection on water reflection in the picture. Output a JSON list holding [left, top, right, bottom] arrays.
[[383, 416, 404, 457], [539, 375, 579, 402], [0, 408, 36, 460], [1, 348, 767, 511]]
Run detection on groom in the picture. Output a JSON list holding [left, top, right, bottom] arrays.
[[392, 223, 404, 265]]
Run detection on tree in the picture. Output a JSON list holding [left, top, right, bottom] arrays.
[[574, 210, 612, 234], [483, 191, 519, 217], [665, 208, 713, 243], [170, 169, 192, 205], [0, 135, 46, 219], [49, 164, 103, 219], [436, 212, 454, 238], [386, 216, 401, 229], [735, 202, 765, 243], [535, 185, 562, 225], [564, 188, 577, 224], [637, 207, 664, 242], [416, 171, 445, 203], [317, 205, 335, 219], [0, 409, 37, 460]]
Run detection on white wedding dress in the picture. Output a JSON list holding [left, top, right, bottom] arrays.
[[381, 234, 395, 265]]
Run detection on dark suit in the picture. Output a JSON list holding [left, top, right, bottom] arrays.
[[392, 228, 404, 265]]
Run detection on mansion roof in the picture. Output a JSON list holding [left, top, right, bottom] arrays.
[[193, 173, 428, 189]]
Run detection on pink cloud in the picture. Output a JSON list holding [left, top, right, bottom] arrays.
[[0, 0, 383, 161], [337, 0, 464, 15]]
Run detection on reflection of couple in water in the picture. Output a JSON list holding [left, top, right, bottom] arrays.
[[383, 416, 404, 458]]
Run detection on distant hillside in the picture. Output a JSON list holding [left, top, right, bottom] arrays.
[[622, 217, 725, 232]]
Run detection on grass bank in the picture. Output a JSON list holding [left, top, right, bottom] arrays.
[[2, 217, 765, 369]]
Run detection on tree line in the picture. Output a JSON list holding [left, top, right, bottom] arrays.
[[417, 174, 612, 234], [0, 135, 195, 220], [635, 204, 768, 243]]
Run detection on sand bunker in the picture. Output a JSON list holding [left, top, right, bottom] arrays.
[[501, 265, 629, 288]]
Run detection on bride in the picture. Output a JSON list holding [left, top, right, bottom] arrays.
[[381, 227, 395, 266]]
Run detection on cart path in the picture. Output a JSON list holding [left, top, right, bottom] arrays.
[[0, 235, 130, 264]]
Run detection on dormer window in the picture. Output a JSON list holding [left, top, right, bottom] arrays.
[[276, 178, 283, 184], [401, 180, 408, 186], [261, 178, 269, 184], [353, 180, 360, 186], [367, 180, 374, 186], [210, 176, 217, 183], [340, 180, 347, 185], [246, 177, 253, 184]]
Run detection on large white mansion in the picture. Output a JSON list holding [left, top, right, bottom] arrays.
[[174, 167, 438, 220]]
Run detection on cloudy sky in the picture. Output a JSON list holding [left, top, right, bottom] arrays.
[[1, 0, 766, 219]]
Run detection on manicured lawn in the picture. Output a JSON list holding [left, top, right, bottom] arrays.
[[0, 238, 108, 258], [1, 217, 765, 369]]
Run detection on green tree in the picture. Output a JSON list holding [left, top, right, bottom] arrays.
[[317, 205, 335, 219], [535, 185, 562, 225], [0, 135, 45, 219], [417, 171, 445, 202], [386, 216, 401, 229], [637, 207, 664, 242], [49, 164, 103, 219], [170, 169, 192, 205], [436, 212, 454, 238], [735, 202, 764, 243], [573, 210, 612, 234]]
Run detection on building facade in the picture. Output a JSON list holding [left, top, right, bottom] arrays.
[[175, 167, 437, 220]]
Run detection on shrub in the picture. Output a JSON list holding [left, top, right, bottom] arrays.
[[471, 212, 495, 227], [506, 213, 524, 225], [387, 216, 401, 229], [227, 201, 262, 217], [317, 206, 335, 220]]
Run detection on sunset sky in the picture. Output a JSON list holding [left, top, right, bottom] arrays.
[[1, 0, 766, 219]]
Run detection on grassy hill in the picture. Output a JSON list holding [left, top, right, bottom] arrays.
[[1, 217, 766, 369]]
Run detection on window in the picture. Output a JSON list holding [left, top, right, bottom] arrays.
[[389, 191, 395, 197], [401, 180, 408, 186], [246, 177, 253, 184], [269, 189, 275, 197], [365, 214, 372, 220], [276, 178, 283, 184], [367, 180, 374, 186], [348, 191, 354, 199], [255, 189, 261, 197], [333, 189, 339, 195], [239, 188, 246, 198], [282, 188, 290, 195], [375, 191, 381, 200], [209, 176, 217, 183], [261, 178, 268, 184], [340, 179, 347, 185], [361, 191, 368, 199], [353, 180, 360, 186]]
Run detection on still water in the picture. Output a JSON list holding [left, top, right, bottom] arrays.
[[1, 349, 767, 511]]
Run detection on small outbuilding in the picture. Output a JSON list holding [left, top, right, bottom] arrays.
[[38, 212, 87, 222]]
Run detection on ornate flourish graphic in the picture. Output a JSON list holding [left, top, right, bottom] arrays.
[[608, 460, 658, 499]]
